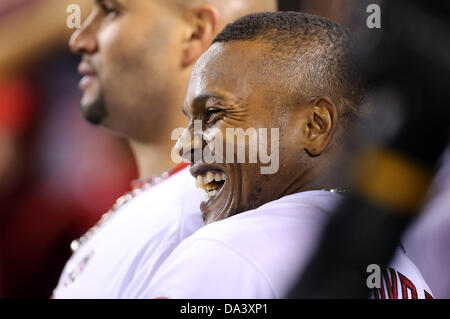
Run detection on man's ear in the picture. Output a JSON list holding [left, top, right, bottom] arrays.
[[181, 5, 220, 68], [302, 97, 338, 157]]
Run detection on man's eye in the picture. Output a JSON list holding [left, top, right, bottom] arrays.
[[99, 1, 119, 16], [205, 108, 223, 124]]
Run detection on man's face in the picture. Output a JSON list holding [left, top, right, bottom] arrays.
[[177, 42, 313, 224], [70, 0, 186, 141]]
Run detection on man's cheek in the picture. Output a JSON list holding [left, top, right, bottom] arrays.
[[101, 28, 139, 69]]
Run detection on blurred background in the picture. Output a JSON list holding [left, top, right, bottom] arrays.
[[0, 0, 380, 299]]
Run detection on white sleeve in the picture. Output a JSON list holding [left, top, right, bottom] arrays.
[[139, 238, 277, 299]]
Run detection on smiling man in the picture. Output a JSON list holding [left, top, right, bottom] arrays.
[[140, 12, 433, 299], [174, 12, 362, 224], [53, 0, 277, 298]]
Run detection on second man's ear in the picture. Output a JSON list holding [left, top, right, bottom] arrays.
[[303, 97, 338, 157], [181, 5, 221, 68]]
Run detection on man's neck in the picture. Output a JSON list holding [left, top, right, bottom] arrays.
[[129, 139, 176, 179]]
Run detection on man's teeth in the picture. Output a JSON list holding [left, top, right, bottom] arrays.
[[206, 171, 214, 184], [195, 171, 226, 194], [196, 171, 226, 187]]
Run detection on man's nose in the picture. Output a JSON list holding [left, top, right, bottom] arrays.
[[68, 15, 97, 54], [175, 127, 203, 163]]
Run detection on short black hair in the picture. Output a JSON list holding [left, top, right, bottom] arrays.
[[213, 12, 366, 128]]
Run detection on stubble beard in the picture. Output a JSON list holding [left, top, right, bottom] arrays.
[[80, 91, 109, 125]]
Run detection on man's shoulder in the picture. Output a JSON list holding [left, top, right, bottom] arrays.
[[144, 191, 343, 298], [171, 191, 341, 278], [187, 190, 341, 245]]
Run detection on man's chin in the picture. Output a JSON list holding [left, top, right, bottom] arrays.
[[80, 95, 108, 125]]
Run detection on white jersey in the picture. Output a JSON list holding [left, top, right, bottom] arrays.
[[139, 191, 433, 299], [53, 167, 204, 299]]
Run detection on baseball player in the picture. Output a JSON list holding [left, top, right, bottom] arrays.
[[133, 12, 432, 299], [53, 0, 277, 298]]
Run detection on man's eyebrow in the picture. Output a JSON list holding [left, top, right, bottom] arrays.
[[96, 0, 117, 5]]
